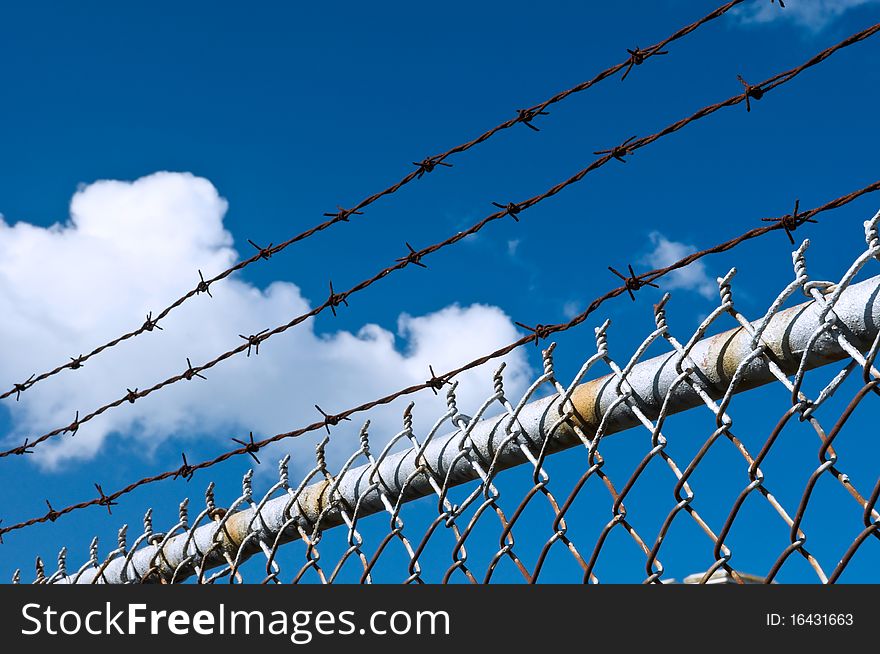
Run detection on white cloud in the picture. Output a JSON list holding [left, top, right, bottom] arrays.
[[0, 172, 532, 471], [736, 0, 878, 32], [562, 301, 581, 320], [507, 239, 520, 257], [642, 232, 716, 300]]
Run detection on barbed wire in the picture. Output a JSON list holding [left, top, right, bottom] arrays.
[[2, 178, 878, 541], [17, 209, 880, 583], [0, 0, 761, 405], [2, 20, 876, 464]]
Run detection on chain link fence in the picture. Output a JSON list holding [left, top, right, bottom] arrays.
[[15, 210, 880, 585]]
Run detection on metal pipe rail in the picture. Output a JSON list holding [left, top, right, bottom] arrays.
[[65, 273, 880, 583]]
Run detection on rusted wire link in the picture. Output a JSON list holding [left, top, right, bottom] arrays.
[[0, 0, 755, 405], [2, 180, 877, 540], [22, 210, 880, 584], [4, 23, 876, 464]]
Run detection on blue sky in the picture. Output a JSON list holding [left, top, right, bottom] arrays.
[[1, 0, 880, 583]]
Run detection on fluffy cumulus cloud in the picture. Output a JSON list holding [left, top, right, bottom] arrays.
[[736, 0, 878, 32], [0, 172, 532, 471], [642, 232, 717, 300]]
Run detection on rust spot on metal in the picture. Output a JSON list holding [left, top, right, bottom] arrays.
[[225, 478, 337, 547], [223, 510, 252, 547], [298, 479, 334, 520], [569, 373, 614, 437]]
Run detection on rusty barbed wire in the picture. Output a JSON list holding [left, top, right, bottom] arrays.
[[3, 20, 876, 463], [16, 208, 880, 584], [2, 179, 878, 541], [0, 0, 761, 405]]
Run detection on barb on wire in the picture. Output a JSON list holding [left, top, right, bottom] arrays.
[[94, 484, 117, 515], [492, 201, 523, 222], [44, 501, 60, 523], [239, 330, 269, 357], [11, 375, 35, 401], [327, 281, 349, 317], [10, 439, 34, 457], [516, 107, 550, 131], [63, 411, 80, 437], [196, 270, 212, 297], [594, 135, 639, 163], [426, 365, 450, 395], [737, 74, 765, 112], [609, 264, 660, 301], [396, 242, 428, 268], [183, 358, 206, 381], [762, 199, 818, 244], [231, 432, 262, 465], [323, 206, 363, 223], [142, 313, 162, 332], [248, 239, 274, 261], [514, 321, 554, 346], [622, 46, 669, 81], [316, 405, 352, 434], [413, 157, 452, 179], [173, 453, 195, 481], [0, 1, 754, 404]]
